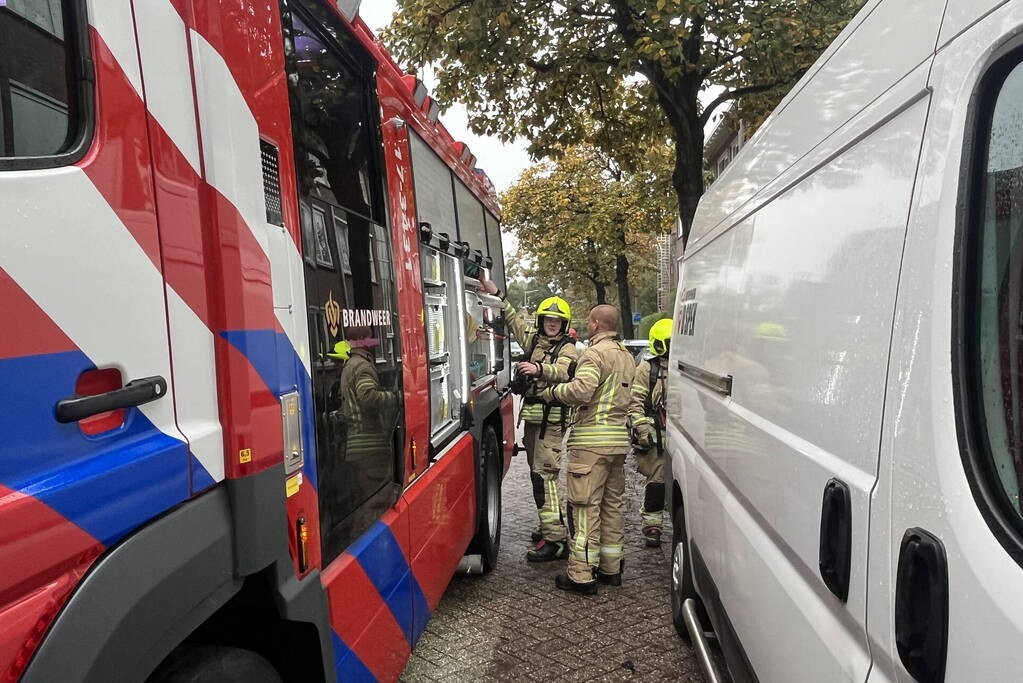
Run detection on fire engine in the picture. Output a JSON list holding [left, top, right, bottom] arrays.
[[0, 1, 513, 681]]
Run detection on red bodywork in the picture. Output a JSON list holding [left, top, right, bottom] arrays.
[[1, 1, 510, 681]]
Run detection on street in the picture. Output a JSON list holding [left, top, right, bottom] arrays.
[[400, 451, 705, 682]]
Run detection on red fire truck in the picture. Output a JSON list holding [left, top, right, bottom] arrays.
[[0, 1, 513, 681]]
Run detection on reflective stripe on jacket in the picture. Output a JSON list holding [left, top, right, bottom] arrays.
[[505, 301, 577, 423], [629, 358, 666, 428], [550, 330, 635, 448]]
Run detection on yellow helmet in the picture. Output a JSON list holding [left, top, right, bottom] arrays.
[[326, 340, 352, 361], [649, 318, 673, 356], [755, 321, 787, 340], [535, 296, 571, 336]]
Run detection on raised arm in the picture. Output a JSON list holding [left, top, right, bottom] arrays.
[[502, 300, 533, 348]]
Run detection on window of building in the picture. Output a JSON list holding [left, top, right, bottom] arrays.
[[0, 0, 87, 163], [962, 53, 1023, 564]]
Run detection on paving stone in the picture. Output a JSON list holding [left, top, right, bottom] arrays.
[[401, 452, 712, 682]]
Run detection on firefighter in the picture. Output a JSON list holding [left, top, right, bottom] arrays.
[[539, 305, 636, 594], [480, 278, 578, 562], [629, 318, 672, 547], [335, 331, 399, 466]]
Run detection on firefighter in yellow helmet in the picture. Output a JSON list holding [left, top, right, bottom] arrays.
[[629, 318, 672, 546], [481, 279, 578, 562]]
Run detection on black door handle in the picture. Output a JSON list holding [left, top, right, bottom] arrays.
[[55, 376, 168, 423], [819, 478, 852, 602], [895, 528, 948, 683]]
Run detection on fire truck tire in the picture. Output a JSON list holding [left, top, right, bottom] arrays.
[[147, 645, 282, 683], [470, 424, 502, 572]]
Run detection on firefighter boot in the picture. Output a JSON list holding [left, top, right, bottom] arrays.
[[641, 482, 665, 547], [555, 571, 597, 595], [531, 527, 543, 544], [526, 539, 568, 562], [597, 558, 624, 586]]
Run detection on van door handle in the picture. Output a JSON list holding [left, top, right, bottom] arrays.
[[55, 376, 168, 423], [895, 528, 948, 683], [818, 478, 852, 602]]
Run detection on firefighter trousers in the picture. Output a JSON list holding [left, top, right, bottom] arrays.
[[523, 422, 567, 542], [633, 448, 665, 531], [566, 447, 627, 583]]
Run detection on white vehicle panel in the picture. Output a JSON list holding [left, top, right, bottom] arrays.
[[869, 4, 1023, 681], [937, 0, 1011, 49], [691, 0, 945, 249], [680, 96, 927, 682]]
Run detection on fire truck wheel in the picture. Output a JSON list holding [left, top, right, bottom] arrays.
[[147, 644, 283, 683], [470, 424, 502, 572]]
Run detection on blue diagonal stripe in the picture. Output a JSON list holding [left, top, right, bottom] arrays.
[[219, 329, 318, 489], [0, 351, 191, 546], [331, 630, 376, 682], [349, 521, 431, 646]]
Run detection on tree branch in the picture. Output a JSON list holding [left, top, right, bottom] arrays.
[[699, 70, 807, 127]]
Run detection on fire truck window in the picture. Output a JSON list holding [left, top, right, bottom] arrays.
[[485, 211, 507, 290], [410, 132, 458, 240], [455, 180, 487, 261], [286, 5, 402, 565], [973, 59, 1023, 525], [289, 10, 382, 223], [0, 0, 81, 159]]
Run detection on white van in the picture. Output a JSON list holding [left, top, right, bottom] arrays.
[[666, 1, 1023, 681]]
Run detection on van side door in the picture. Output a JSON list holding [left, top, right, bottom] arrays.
[[669, 4, 942, 678]]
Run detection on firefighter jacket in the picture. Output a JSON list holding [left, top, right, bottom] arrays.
[[340, 348, 398, 457], [505, 301, 578, 425], [545, 330, 635, 450], [629, 357, 667, 445], [626, 355, 666, 449]]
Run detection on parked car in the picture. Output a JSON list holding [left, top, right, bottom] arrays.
[[622, 339, 648, 363], [665, 1, 1023, 681]]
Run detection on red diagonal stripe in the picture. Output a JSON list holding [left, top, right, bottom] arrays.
[[80, 29, 162, 270], [325, 555, 410, 682], [0, 268, 78, 361]]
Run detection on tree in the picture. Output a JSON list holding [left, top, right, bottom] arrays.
[[501, 143, 675, 337], [382, 0, 862, 247]]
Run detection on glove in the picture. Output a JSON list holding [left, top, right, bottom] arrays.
[[633, 422, 654, 450]]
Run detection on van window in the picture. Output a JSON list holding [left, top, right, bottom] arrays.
[[0, 0, 82, 159], [973, 59, 1023, 523]]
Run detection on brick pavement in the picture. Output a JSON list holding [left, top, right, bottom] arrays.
[[400, 450, 705, 682]]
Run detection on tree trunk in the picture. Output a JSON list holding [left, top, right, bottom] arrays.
[[648, 74, 705, 252], [594, 281, 607, 305], [616, 253, 633, 338], [672, 124, 705, 251]]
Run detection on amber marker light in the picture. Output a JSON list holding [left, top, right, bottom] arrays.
[[297, 517, 309, 573]]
